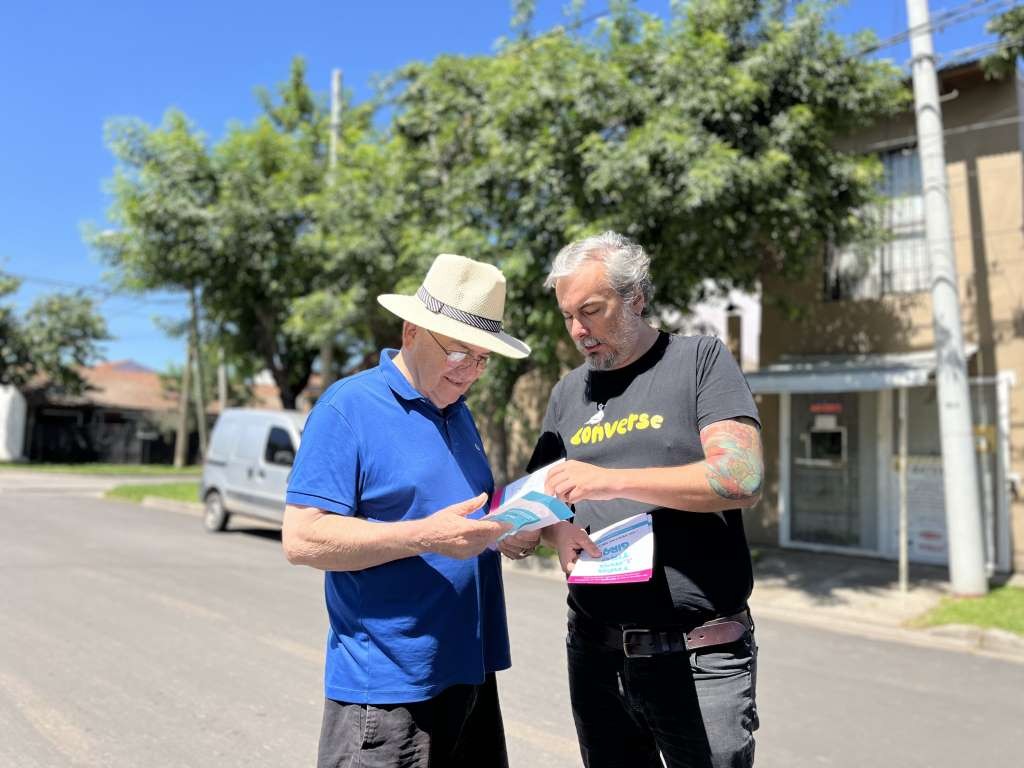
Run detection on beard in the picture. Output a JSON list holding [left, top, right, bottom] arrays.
[[578, 305, 642, 371]]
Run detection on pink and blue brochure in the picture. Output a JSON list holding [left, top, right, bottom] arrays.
[[484, 459, 573, 539], [567, 512, 654, 585]]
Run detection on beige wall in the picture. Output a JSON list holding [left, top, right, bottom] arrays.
[[759, 65, 1024, 569]]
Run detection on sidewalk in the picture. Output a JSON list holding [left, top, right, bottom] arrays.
[[507, 546, 1024, 663], [0, 467, 197, 497]]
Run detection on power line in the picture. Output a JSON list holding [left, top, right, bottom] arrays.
[[862, 113, 1024, 151], [940, 34, 1023, 64], [0, 269, 185, 305], [856, 0, 1016, 57]]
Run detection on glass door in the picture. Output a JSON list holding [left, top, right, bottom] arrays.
[[789, 392, 879, 550]]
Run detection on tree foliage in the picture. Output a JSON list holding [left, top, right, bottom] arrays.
[[0, 275, 109, 393], [93, 58, 331, 409], [983, 6, 1024, 80], [369, 0, 906, 476], [91, 1, 906, 474]]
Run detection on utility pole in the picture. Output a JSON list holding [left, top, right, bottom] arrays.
[[318, 68, 343, 395], [189, 286, 208, 457], [173, 341, 192, 468], [329, 68, 342, 175], [906, 0, 987, 595]]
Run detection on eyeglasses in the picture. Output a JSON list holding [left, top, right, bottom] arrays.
[[426, 330, 490, 370]]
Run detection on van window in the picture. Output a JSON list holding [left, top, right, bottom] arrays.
[[264, 427, 296, 466]]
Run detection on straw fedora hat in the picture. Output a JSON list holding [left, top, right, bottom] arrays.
[[377, 254, 530, 359]]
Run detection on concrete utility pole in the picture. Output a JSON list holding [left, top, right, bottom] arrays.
[[189, 286, 208, 457], [319, 68, 343, 394], [329, 68, 342, 174], [173, 341, 192, 468], [906, 0, 987, 595]]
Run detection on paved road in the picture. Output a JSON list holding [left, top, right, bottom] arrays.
[[1, 491, 1021, 767]]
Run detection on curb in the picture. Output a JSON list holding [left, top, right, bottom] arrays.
[[921, 623, 1024, 657]]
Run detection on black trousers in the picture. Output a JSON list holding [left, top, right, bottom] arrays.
[[316, 673, 508, 768], [566, 617, 758, 768]]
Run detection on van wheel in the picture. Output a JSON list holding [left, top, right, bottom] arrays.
[[203, 491, 230, 532]]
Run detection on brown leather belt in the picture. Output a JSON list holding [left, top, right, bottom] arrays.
[[574, 609, 753, 658]]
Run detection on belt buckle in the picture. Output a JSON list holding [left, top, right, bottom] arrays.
[[621, 628, 653, 658]]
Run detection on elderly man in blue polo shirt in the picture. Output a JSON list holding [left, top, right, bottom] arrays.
[[282, 253, 530, 768]]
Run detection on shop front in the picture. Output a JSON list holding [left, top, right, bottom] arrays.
[[747, 350, 1013, 573]]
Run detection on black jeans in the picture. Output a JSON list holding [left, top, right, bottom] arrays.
[[566, 617, 758, 768], [316, 673, 508, 768]]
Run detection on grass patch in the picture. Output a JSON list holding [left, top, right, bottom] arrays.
[[0, 462, 200, 476], [911, 586, 1024, 636], [106, 481, 200, 504], [535, 544, 558, 559]]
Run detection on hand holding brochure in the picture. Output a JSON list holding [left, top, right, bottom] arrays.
[[567, 512, 654, 584], [483, 459, 573, 539]]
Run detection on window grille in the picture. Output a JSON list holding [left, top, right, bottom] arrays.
[[825, 148, 930, 301]]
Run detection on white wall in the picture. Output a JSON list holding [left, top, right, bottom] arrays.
[[663, 284, 761, 371], [0, 385, 27, 461]]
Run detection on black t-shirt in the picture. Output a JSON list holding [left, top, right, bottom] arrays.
[[529, 332, 760, 627]]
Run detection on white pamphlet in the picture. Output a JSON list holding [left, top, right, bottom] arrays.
[[567, 512, 654, 584], [483, 459, 573, 539]]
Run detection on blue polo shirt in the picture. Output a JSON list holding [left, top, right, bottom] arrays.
[[285, 349, 511, 704]]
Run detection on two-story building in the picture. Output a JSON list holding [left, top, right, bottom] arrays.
[[746, 59, 1024, 575]]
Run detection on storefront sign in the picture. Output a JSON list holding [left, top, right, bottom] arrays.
[[906, 458, 948, 565], [809, 402, 843, 415]]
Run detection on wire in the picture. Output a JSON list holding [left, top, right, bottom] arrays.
[[940, 35, 1024, 64], [856, 0, 1017, 57], [862, 113, 1024, 151], [0, 268, 185, 305]]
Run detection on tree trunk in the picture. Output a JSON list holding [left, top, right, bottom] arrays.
[[189, 286, 208, 457], [174, 342, 193, 468], [277, 382, 298, 411], [217, 347, 228, 412], [252, 307, 301, 410]]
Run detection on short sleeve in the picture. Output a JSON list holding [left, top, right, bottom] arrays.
[[695, 337, 760, 432], [285, 402, 359, 515], [526, 382, 566, 472]]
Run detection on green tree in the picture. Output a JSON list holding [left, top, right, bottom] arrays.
[[207, 58, 332, 407], [0, 275, 109, 393], [285, 100, 411, 379], [380, 0, 907, 478], [93, 57, 332, 410], [155, 315, 255, 410], [982, 6, 1024, 80]]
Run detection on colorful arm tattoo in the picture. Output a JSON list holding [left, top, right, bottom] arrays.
[[700, 419, 764, 501]]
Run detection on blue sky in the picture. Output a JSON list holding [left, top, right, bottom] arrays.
[[0, 0, 1005, 371]]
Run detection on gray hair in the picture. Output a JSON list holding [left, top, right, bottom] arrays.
[[544, 231, 654, 315]]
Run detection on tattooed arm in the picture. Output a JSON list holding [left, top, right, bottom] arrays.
[[700, 418, 764, 503], [543, 417, 764, 513]]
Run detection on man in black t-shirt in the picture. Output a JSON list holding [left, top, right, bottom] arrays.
[[499, 232, 763, 768]]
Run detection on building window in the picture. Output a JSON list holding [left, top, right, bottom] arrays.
[[825, 148, 930, 301]]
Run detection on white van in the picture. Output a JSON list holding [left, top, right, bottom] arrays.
[[200, 408, 306, 532]]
